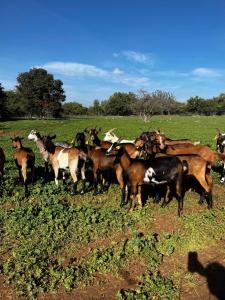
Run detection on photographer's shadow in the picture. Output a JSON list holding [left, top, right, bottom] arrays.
[[188, 251, 225, 300]]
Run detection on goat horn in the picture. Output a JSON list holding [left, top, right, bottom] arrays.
[[109, 128, 116, 133]]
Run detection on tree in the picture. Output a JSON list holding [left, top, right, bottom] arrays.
[[88, 99, 104, 115], [4, 90, 27, 117], [0, 83, 7, 119], [62, 102, 87, 116], [104, 92, 136, 115], [186, 96, 205, 114], [16, 68, 65, 118], [133, 90, 180, 119]]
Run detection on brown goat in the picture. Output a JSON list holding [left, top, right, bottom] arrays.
[[151, 139, 225, 167], [11, 137, 35, 195], [76, 131, 129, 203], [0, 147, 5, 184]]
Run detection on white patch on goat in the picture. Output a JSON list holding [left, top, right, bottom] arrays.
[[57, 150, 69, 169], [220, 162, 225, 183], [143, 167, 167, 185], [28, 133, 38, 141], [143, 167, 156, 183], [222, 140, 225, 146], [106, 144, 114, 154], [55, 178, 59, 185]]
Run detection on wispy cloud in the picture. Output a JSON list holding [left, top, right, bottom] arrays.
[[192, 67, 222, 77], [40, 62, 108, 78], [40, 61, 150, 87], [113, 50, 155, 65]]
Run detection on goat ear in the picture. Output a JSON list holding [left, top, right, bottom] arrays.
[[84, 128, 88, 133], [50, 135, 56, 140]]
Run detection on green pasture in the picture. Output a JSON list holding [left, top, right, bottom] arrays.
[[0, 116, 225, 299]]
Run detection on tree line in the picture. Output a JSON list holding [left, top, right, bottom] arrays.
[[1, 67, 225, 119]]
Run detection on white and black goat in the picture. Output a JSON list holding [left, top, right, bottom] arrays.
[[106, 142, 186, 216]]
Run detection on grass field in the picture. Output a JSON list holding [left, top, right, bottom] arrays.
[[0, 116, 225, 300]]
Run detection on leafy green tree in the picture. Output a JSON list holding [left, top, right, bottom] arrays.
[[16, 68, 65, 118], [0, 83, 7, 119], [213, 93, 225, 115], [62, 102, 87, 116], [104, 92, 136, 115], [186, 96, 205, 114], [88, 99, 105, 115], [4, 90, 27, 117]]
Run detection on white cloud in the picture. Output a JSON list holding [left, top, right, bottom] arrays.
[[40, 61, 150, 87], [112, 67, 124, 75], [192, 67, 222, 77], [40, 62, 108, 78], [113, 50, 154, 65]]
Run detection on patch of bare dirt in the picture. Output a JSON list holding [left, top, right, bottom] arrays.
[[38, 261, 146, 300], [0, 276, 22, 300]]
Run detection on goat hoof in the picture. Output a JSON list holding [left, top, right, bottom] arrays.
[[70, 191, 78, 196]]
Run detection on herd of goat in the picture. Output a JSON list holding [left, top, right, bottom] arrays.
[[0, 127, 225, 216]]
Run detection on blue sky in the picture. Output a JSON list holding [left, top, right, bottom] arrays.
[[1, 0, 225, 106]]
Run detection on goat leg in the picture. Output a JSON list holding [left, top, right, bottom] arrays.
[[24, 183, 29, 197], [205, 192, 213, 209], [220, 165, 225, 183], [120, 187, 126, 207], [80, 179, 86, 195], [70, 182, 78, 196]]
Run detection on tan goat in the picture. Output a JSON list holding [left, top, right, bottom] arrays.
[[11, 137, 35, 195]]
